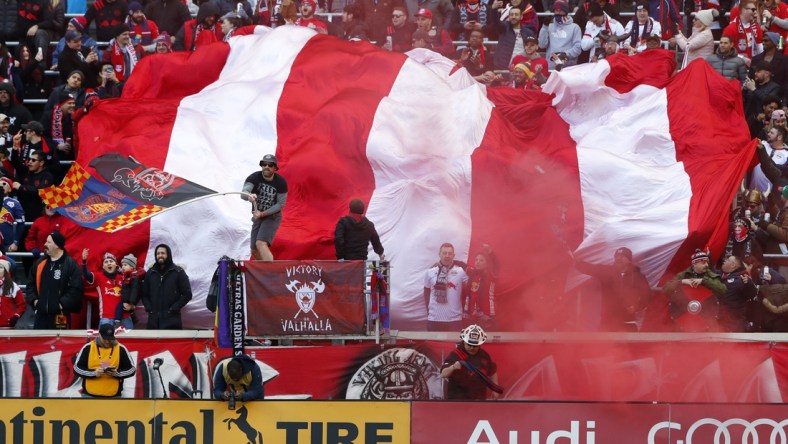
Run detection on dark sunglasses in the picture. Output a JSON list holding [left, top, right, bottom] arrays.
[[261, 162, 276, 168]]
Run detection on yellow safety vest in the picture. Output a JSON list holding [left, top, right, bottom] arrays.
[[84, 340, 122, 397]]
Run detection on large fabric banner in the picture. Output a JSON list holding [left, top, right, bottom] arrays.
[[244, 260, 367, 336], [69, 26, 754, 330]]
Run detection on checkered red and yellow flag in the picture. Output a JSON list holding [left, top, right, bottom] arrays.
[[38, 160, 220, 232], [39, 162, 91, 209]]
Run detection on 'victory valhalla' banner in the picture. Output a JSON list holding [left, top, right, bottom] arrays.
[[244, 261, 367, 336]]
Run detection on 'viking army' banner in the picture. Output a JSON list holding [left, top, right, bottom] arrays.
[[244, 261, 367, 336]]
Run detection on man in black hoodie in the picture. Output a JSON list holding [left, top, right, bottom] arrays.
[[141, 243, 192, 329], [334, 198, 384, 261]]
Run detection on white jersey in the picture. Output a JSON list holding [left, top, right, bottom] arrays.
[[581, 14, 626, 59], [424, 264, 468, 322], [623, 18, 662, 52]]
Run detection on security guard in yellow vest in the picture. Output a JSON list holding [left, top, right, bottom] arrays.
[[74, 323, 136, 397]]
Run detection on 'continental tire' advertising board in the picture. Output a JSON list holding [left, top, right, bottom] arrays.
[[0, 400, 409, 443]]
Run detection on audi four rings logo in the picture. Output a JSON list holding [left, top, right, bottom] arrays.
[[648, 419, 788, 444]]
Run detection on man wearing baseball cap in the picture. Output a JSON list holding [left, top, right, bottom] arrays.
[[74, 323, 136, 397], [414, 8, 454, 55], [241, 154, 288, 261]]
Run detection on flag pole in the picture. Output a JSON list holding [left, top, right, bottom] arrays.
[[108, 191, 254, 233]]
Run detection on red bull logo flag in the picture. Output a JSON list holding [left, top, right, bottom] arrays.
[[39, 156, 217, 232], [65, 26, 754, 329]]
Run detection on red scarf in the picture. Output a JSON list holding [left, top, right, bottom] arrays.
[[51, 104, 65, 144], [736, 19, 761, 57], [109, 39, 138, 82]]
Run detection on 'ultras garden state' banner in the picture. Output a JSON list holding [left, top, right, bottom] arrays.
[[244, 261, 367, 336], [0, 400, 409, 443]]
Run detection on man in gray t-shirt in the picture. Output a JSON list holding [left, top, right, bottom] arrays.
[[241, 154, 288, 261]]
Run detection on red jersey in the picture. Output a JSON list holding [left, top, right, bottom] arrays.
[[87, 270, 127, 319], [723, 19, 764, 60], [295, 17, 328, 32]]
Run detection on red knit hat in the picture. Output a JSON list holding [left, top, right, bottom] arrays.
[[70, 16, 87, 34]]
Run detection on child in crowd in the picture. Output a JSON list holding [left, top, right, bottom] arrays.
[[113, 254, 143, 328]]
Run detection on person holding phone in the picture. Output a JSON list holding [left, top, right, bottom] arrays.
[[74, 323, 136, 397]]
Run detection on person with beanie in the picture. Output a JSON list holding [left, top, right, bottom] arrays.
[[663, 248, 726, 332], [25, 230, 83, 329], [127, 1, 160, 48], [623, 1, 662, 54], [51, 17, 98, 70], [41, 89, 76, 163], [101, 24, 144, 82], [153, 32, 173, 53], [334, 198, 384, 261], [751, 31, 788, 88], [674, 8, 716, 66], [0, 258, 25, 328], [538, 0, 582, 70], [294, 0, 328, 34], [141, 244, 192, 329], [112, 253, 143, 328], [82, 248, 131, 329]]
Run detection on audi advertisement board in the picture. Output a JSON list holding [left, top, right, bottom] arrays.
[[411, 402, 788, 444]]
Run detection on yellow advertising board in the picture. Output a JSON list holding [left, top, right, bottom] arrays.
[[0, 399, 410, 443]]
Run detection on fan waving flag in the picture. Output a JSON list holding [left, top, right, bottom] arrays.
[[66, 26, 753, 330]]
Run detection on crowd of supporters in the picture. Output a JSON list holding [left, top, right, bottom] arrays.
[[0, 0, 787, 331]]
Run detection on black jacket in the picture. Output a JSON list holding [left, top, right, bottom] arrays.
[[25, 252, 83, 315], [334, 215, 384, 260], [58, 46, 99, 88], [142, 244, 192, 329], [84, 0, 129, 42], [144, 0, 192, 36], [0, 0, 18, 39]]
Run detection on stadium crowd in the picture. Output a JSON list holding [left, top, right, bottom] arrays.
[[0, 0, 786, 333]]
